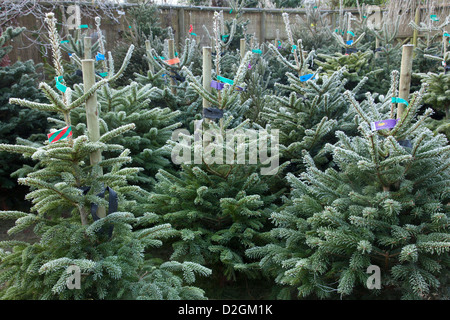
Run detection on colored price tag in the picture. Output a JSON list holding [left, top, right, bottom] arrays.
[[370, 119, 398, 131], [292, 45, 297, 53], [48, 126, 72, 143], [55, 76, 67, 93], [252, 49, 262, 54], [392, 97, 409, 106], [95, 52, 105, 61], [217, 75, 234, 85], [347, 31, 355, 37], [346, 40, 354, 45], [99, 72, 108, 77], [60, 40, 69, 44], [79, 24, 88, 29], [222, 35, 229, 41], [430, 15, 439, 21], [300, 74, 315, 82], [211, 80, 225, 90], [165, 57, 180, 65]]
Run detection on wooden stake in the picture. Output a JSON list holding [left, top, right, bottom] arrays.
[[375, 37, 380, 59], [84, 36, 91, 60], [346, 12, 352, 42], [240, 38, 246, 62], [398, 44, 414, 119], [202, 47, 212, 112], [168, 38, 176, 94], [81, 58, 106, 219], [413, 6, 420, 49], [145, 40, 154, 73], [260, 11, 266, 44], [443, 30, 448, 61], [202, 47, 213, 145]]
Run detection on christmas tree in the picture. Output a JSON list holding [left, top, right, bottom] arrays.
[[0, 27, 50, 208], [247, 70, 450, 300], [0, 13, 210, 300]]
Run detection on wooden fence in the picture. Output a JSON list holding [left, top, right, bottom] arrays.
[[4, 3, 449, 66]]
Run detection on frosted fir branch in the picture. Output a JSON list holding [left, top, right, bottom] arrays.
[[213, 11, 222, 75], [282, 13, 294, 46], [39, 82, 70, 112], [67, 45, 134, 111], [343, 90, 372, 124], [181, 66, 217, 106], [98, 123, 136, 143], [268, 43, 298, 72], [391, 84, 428, 137], [8, 98, 58, 112], [423, 54, 444, 62], [0, 211, 28, 220], [39, 258, 96, 274], [85, 212, 135, 237], [7, 215, 37, 236], [44, 13, 64, 78], [95, 16, 105, 56], [332, 31, 366, 48], [0, 143, 37, 156]]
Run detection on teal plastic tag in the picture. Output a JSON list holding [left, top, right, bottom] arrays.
[[392, 97, 409, 106], [55, 76, 67, 93], [217, 75, 234, 85]]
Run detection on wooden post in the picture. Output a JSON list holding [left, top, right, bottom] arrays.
[[443, 30, 448, 61], [240, 38, 246, 61], [81, 58, 106, 219], [375, 37, 380, 59], [346, 12, 352, 42], [397, 44, 414, 119], [260, 11, 266, 44], [84, 36, 91, 60], [145, 40, 154, 73], [178, 8, 185, 45], [413, 6, 420, 49], [202, 47, 212, 112], [168, 38, 176, 94], [202, 47, 213, 145]]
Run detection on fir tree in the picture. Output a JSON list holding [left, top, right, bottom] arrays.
[[0, 27, 49, 207], [0, 13, 210, 300], [248, 71, 450, 300], [260, 67, 367, 173], [147, 34, 288, 297]]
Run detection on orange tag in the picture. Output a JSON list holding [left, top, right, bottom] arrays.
[[166, 58, 180, 65]]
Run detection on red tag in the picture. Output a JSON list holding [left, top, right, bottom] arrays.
[[166, 58, 180, 65], [189, 24, 193, 33]]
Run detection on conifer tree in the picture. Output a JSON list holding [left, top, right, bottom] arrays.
[[147, 23, 288, 297], [247, 71, 450, 300], [0, 13, 210, 300], [260, 67, 367, 173], [0, 27, 49, 207]]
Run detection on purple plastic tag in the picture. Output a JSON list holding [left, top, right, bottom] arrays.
[[211, 80, 225, 90], [370, 119, 398, 131]]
